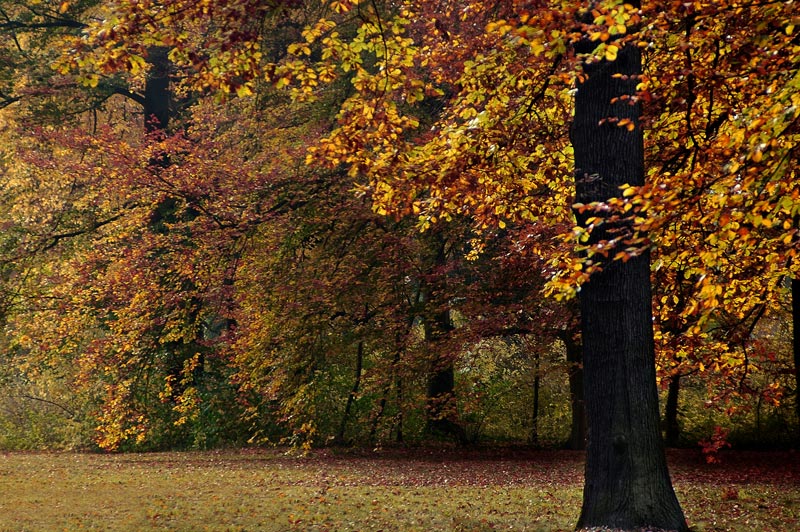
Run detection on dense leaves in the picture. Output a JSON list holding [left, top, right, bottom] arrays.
[[0, 0, 796, 488]]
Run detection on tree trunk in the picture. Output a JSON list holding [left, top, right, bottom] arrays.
[[572, 24, 687, 531], [336, 341, 364, 445], [792, 278, 800, 446], [371, 336, 406, 444], [425, 356, 465, 441], [369, 355, 395, 444], [530, 350, 541, 446], [142, 46, 203, 414], [144, 46, 171, 133], [424, 310, 466, 443], [563, 330, 587, 450], [370, 385, 388, 444], [395, 374, 404, 444], [664, 373, 681, 447]]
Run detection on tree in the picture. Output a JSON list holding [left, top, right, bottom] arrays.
[[0, 0, 326, 450], [571, 4, 686, 528]]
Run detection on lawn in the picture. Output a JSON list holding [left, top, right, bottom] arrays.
[[0, 448, 797, 531]]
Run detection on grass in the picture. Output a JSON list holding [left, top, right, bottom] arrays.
[[0, 448, 797, 531]]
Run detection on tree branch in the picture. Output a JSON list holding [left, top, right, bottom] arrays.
[[0, 18, 86, 31]]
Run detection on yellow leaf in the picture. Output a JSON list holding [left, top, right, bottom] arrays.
[[236, 84, 253, 98], [128, 55, 146, 75], [605, 44, 619, 62], [59, 1, 69, 13]]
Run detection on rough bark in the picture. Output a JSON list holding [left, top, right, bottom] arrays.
[[572, 28, 688, 531]]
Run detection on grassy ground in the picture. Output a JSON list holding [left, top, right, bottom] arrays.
[[0, 448, 797, 531]]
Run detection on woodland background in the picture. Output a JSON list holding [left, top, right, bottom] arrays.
[[0, 0, 797, 456]]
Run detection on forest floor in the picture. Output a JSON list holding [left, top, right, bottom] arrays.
[[0, 447, 797, 531]]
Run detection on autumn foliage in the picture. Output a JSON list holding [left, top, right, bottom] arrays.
[[0, 0, 795, 473]]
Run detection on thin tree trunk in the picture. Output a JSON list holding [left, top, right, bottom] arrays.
[[369, 361, 393, 443], [370, 386, 388, 443], [755, 390, 763, 435], [336, 341, 364, 445], [530, 350, 541, 445], [563, 330, 587, 450], [395, 374, 404, 444], [664, 373, 681, 447], [572, 15, 687, 530], [371, 336, 406, 443]]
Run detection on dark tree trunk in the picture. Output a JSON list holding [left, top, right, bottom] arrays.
[[336, 341, 364, 445], [425, 355, 464, 441], [370, 361, 393, 443], [144, 46, 171, 133], [530, 350, 541, 445], [563, 330, 587, 450], [424, 310, 466, 443], [371, 337, 406, 444], [664, 373, 681, 447], [144, 45, 175, 233], [572, 25, 687, 531], [418, 231, 466, 443], [370, 386, 387, 443], [395, 374, 404, 444], [792, 278, 800, 446], [142, 46, 204, 412]]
